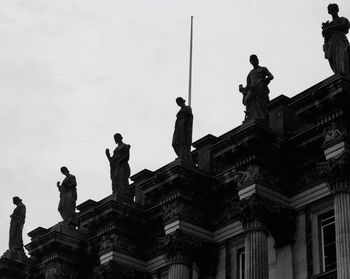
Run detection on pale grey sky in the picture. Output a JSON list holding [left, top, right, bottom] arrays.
[[1, 0, 349, 254]]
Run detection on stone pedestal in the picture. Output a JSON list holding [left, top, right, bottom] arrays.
[[25, 223, 87, 279]]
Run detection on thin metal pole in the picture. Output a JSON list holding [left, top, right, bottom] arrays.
[[188, 16, 193, 107]]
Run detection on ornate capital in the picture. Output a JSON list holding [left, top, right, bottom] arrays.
[[93, 261, 146, 279], [164, 230, 201, 264], [239, 194, 270, 233], [319, 154, 350, 194]]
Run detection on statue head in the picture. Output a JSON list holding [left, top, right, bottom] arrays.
[[60, 166, 69, 175], [13, 196, 22, 205], [114, 133, 123, 143], [176, 97, 186, 107], [249, 54, 259, 67], [327, 3, 339, 15]]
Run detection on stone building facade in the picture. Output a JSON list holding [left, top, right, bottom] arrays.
[[1, 73, 350, 278]]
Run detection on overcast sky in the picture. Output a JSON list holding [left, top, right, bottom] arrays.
[[1, 0, 349, 255]]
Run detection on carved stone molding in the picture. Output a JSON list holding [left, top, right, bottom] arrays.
[[44, 262, 79, 279], [234, 164, 279, 189], [99, 233, 137, 255], [161, 196, 204, 225]]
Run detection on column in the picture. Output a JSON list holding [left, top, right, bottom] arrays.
[[167, 254, 192, 279], [327, 177, 350, 279], [323, 139, 350, 279], [240, 194, 269, 279], [165, 231, 194, 279]]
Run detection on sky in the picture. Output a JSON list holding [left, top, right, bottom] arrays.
[[0, 0, 349, 255]]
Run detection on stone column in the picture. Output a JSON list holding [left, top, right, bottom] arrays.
[[325, 155, 350, 279], [321, 126, 350, 279], [240, 194, 269, 279], [165, 231, 195, 279], [333, 186, 350, 279], [167, 254, 192, 279]]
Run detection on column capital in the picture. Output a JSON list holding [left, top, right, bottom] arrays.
[[164, 230, 200, 264], [321, 153, 350, 194], [239, 194, 270, 233]]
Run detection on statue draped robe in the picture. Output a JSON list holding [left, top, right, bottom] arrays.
[[58, 174, 77, 225], [109, 143, 131, 197], [172, 105, 193, 161], [9, 202, 26, 251], [322, 16, 350, 75], [241, 66, 271, 121]]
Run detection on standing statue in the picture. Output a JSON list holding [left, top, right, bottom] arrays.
[[105, 133, 132, 197], [322, 3, 350, 76], [57, 166, 77, 226], [172, 97, 193, 162], [4, 196, 26, 258], [239, 55, 274, 121]]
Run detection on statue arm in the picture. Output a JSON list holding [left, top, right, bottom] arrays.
[[323, 18, 350, 33], [105, 148, 111, 161], [263, 67, 274, 83]]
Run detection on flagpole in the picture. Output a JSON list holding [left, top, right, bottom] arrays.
[[188, 16, 193, 107]]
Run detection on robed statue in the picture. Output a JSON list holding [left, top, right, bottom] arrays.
[[239, 55, 274, 121], [57, 166, 77, 226], [105, 133, 132, 198], [172, 97, 193, 162], [2, 196, 26, 259], [322, 3, 350, 76]]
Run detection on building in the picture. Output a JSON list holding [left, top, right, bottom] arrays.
[[1, 73, 350, 279]]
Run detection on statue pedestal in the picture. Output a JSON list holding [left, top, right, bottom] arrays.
[[25, 222, 87, 279], [1, 249, 28, 262], [0, 251, 32, 279]]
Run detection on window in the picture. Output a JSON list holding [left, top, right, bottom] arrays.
[[237, 247, 245, 279], [319, 209, 336, 272]]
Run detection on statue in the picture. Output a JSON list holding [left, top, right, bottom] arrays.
[[322, 3, 350, 76], [105, 133, 132, 198], [239, 55, 274, 121], [57, 166, 77, 226], [172, 97, 193, 162], [3, 196, 26, 259], [323, 122, 343, 146]]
